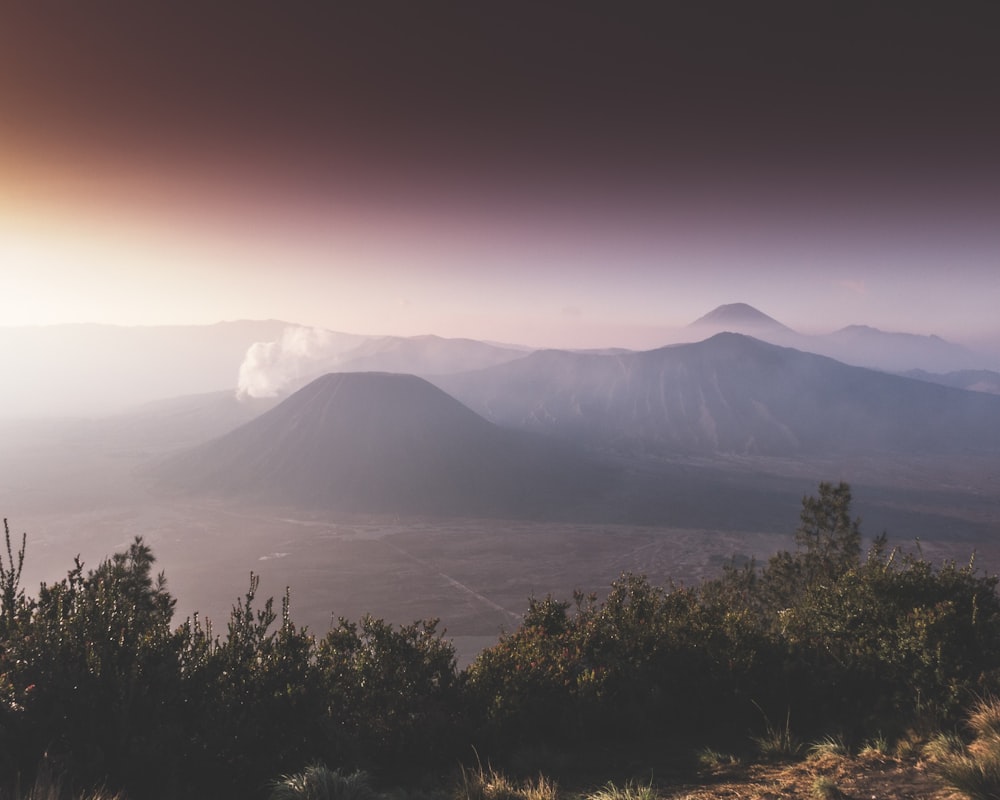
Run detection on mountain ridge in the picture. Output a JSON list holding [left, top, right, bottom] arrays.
[[433, 332, 1000, 458]]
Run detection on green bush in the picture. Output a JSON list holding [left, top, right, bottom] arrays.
[[0, 536, 182, 796], [316, 615, 461, 777], [468, 482, 1000, 763], [0, 529, 460, 799]]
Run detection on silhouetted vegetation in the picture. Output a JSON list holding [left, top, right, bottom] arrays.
[[2, 482, 1000, 798]]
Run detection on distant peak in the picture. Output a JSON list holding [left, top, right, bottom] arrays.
[[688, 303, 792, 331]]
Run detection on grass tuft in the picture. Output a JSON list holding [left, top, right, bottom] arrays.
[[519, 775, 558, 800], [858, 733, 889, 760], [969, 696, 1000, 741], [928, 698, 1000, 800], [922, 731, 967, 763], [3, 766, 125, 800], [893, 730, 926, 760], [695, 748, 740, 771], [452, 763, 557, 800], [269, 765, 376, 800], [584, 779, 657, 800], [750, 705, 802, 761], [807, 735, 849, 760], [810, 776, 844, 799]]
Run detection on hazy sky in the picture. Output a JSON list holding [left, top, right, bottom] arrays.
[[1, 4, 998, 349]]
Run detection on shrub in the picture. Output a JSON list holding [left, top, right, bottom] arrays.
[[176, 577, 326, 799], [316, 615, 461, 777], [0, 537, 182, 796]]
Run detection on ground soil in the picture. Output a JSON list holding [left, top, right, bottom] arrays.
[[665, 754, 962, 800]]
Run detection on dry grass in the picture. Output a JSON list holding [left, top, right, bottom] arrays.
[[927, 697, 1000, 800], [453, 764, 558, 800], [584, 780, 658, 800], [663, 753, 954, 799], [269, 766, 376, 800], [0, 771, 125, 800]]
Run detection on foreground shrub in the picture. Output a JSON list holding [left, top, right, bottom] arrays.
[[0, 529, 460, 799], [317, 615, 462, 778], [465, 573, 766, 758], [0, 536, 182, 796]]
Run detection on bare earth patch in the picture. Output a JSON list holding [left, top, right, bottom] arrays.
[[667, 755, 962, 800]]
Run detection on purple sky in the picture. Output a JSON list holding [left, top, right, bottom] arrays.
[[1, 4, 998, 348]]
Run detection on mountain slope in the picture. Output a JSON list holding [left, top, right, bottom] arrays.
[[433, 333, 1000, 457], [152, 372, 612, 516]]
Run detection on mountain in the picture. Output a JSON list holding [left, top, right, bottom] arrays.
[[688, 303, 795, 335], [151, 372, 612, 517], [683, 304, 991, 374], [433, 333, 1000, 457]]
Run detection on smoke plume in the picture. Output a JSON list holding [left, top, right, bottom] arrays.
[[236, 326, 353, 399]]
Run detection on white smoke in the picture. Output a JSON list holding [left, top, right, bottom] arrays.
[[236, 326, 345, 399]]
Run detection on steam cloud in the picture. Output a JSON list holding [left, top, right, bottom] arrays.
[[237, 326, 346, 399]]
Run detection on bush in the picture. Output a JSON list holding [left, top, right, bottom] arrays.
[[468, 482, 1000, 766], [316, 615, 461, 777], [0, 530, 459, 799], [0, 537, 182, 796]]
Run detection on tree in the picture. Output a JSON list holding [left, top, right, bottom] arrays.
[[760, 481, 863, 613], [794, 481, 862, 583]]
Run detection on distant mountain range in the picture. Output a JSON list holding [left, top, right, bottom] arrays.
[[434, 333, 1000, 457], [145, 332, 1000, 521], [2, 304, 996, 420], [152, 372, 613, 517], [686, 304, 987, 374]]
